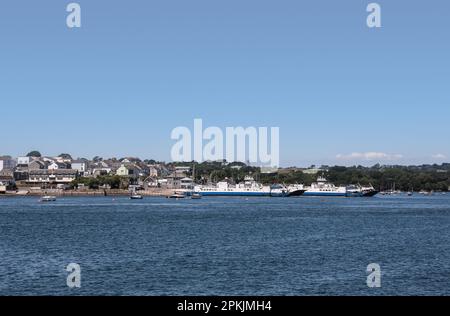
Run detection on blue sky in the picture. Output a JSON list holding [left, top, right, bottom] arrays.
[[0, 0, 449, 166]]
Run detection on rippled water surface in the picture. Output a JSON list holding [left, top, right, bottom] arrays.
[[1, 195, 450, 295]]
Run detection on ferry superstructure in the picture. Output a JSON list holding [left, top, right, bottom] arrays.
[[302, 177, 347, 197], [194, 176, 304, 197], [302, 177, 379, 197], [194, 176, 272, 197]]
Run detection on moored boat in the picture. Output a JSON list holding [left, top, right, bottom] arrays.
[[41, 195, 57, 202], [191, 193, 202, 199], [167, 192, 186, 199]]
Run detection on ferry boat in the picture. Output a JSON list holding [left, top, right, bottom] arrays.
[[302, 177, 347, 197], [194, 176, 278, 197]]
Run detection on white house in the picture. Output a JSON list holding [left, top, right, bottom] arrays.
[[180, 177, 194, 190], [71, 160, 88, 175], [17, 156, 30, 166]]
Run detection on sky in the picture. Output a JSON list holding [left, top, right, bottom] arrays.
[[0, 0, 449, 167]]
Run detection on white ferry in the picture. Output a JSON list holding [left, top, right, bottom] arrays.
[[194, 176, 288, 197], [303, 177, 347, 197]]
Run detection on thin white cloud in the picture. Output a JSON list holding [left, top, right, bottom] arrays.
[[336, 152, 403, 161], [432, 154, 447, 159]]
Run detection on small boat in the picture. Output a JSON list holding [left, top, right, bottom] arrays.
[[41, 195, 57, 202], [191, 193, 202, 199], [407, 192, 413, 196], [167, 192, 186, 199], [129, 187, 143, 199]]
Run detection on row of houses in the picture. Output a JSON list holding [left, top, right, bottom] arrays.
[[0, 155, 193, 190]]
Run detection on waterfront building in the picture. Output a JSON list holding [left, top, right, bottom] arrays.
[[87, 161, 113, 177], [28, 169, 78, 185], [116, 163, 141, 178], [165, 170, 192, 189], [17, 156, 31, 167], [28, 160, 47, 170], [13, 157, 30, 182], [71, 160, 89, 176], [180, 177, 194, 190], [0, 169, 15, 186]]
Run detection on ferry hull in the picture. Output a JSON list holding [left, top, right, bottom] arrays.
[[303, 192, 347, 197]]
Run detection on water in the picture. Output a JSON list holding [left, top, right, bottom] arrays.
[[1, 195, 450, 296]]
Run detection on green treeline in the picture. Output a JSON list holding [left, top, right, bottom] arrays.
[[184, 162, 450, 192]]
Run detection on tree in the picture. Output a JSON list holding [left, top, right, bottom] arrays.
[[59, 153, 73, 160], [26, 151, 41, 157]]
